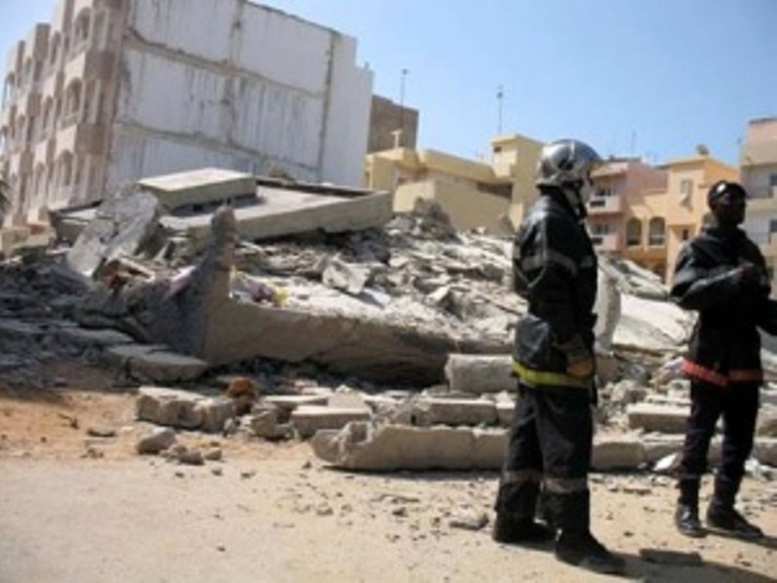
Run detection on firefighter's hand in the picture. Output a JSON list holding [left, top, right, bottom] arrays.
[[558, 335, 595, 378], [566, 355, 595, 378]]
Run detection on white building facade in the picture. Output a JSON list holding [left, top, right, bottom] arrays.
[[739, 117, 777, 296], [1, 0, 373, 223]]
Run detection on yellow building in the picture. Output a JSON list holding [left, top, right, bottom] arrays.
[[364, 134, 542, 234], [661, 155, 738, 282]]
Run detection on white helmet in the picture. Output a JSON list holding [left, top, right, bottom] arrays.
[[536, 139, 602, 188]]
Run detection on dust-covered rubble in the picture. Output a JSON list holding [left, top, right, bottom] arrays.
[[1, 170, 776, 481]]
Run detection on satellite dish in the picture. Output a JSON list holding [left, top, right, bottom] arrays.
[[696, 144, 710, 156]]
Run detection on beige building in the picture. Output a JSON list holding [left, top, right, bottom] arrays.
[[0, 0, 373, 226], [365, 134, 542, 234], [587, 158, 667, 271], [588, 154, 737, 283], [661, 155, 738, 282], [739, 117, 777, 295]]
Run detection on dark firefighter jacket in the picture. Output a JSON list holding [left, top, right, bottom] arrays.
[[511, 187, 598, 389], [670, 225, 777, 387]]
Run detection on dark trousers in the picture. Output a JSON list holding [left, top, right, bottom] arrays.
[[677, 381, 760, 507], [494, 383, 593, 531]]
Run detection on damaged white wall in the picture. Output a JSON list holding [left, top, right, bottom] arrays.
[[108, 0, 372, 191]]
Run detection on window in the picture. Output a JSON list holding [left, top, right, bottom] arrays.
[[679, 179, 693, 205], [626, 219, 641, 246], [681, 229, 690, 241], [648, 217, 665, 246], [769, 174, 777, 193]]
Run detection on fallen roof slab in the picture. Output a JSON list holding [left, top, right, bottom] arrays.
[[162, 184, 393, 242]]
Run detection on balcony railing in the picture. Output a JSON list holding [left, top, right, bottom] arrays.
[[588, 194, 623, 214]]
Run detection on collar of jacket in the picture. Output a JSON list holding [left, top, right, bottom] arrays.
[[537, 186, 584, 220]]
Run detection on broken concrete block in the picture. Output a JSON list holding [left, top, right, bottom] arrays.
[[444, 354, 514, 394], [66, 188, 163, 278], [592, 436, 646, 470], [104, 344, 208, 383], [496, 401, 514, 427], [414, 397, 498, 427], [136, 387, 204, 429], [321, 256, 370, 295], [57, 327, 135, 349], [327, 391, 370, 410], [138, 168, 257, 212], [626, 403, 689, 434], [262, 395, 330, 413], [249, 409, 280, 439], [136, 427, 176, 454], [291, 406, 372, 438], [310, 422, 507, 471], [196, 397, 235, 433]]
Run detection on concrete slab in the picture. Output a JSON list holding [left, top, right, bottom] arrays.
[[415, 397, 498, 427], [103, 344, 209, 383], [626, 403, 689, 434], [291, 406, 372, 438], [161, 185, 392, 242], [138, 168, 257, 212]]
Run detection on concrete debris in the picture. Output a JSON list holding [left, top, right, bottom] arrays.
[[2, 166, 777, 476]]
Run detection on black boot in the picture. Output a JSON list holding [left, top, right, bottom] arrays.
[[706, 503, 764, 540], [555, 529, 626, 575], [706, 475, 763, 540], [492, 514, 555, 545], [674, 504, 705, 538], [675, 478, 705, 538]]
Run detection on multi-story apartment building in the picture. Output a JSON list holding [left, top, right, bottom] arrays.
[[739, 117, 777, 295], [0, 0, 373, 224], [661, 154, 738, 282], [364, 133, 542, 234], [587, 154, 736, 282], [587, 158, 667, 270]]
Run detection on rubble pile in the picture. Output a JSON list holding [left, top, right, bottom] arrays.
[[1, 168, 775, 476]]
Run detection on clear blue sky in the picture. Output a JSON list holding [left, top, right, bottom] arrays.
[[4, 0, 775, 166]]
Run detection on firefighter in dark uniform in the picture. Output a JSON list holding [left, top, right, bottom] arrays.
[[671, 180, 777, 539], [492, 139, 625, 575]]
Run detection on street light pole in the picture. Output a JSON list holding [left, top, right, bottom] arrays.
[[399, 68, 408, 146]]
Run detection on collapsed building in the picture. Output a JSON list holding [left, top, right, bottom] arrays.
[[1, 167, 776, 473]]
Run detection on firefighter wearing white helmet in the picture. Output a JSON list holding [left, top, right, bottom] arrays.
[[492, 139, 625, 575]]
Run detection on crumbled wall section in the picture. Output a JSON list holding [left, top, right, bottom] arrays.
[[107, 0, 372, 193]]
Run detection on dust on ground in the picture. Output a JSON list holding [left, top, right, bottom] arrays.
[[1, 360, 775, 583]]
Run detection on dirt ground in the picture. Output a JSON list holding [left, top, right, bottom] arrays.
[[1, 360, 776, 583]]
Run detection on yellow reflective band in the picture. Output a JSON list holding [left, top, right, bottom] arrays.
[[511, 360, 592, 389]]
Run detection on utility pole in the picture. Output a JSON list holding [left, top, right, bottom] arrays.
[[497, 84, 504, 135], [399, 68, 408, 147]]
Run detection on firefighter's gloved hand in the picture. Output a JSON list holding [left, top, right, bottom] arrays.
[[557, 335, 595, 379], [567, 356, 595, 378]]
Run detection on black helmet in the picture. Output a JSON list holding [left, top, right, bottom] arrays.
[[707, 180, 747, 207]]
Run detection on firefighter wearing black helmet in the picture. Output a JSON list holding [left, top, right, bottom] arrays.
[[492, 139, 625, 575], [671, 180, 777, 539]]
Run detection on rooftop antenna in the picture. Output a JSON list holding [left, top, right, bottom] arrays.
[[497, 84, 504, 135]]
